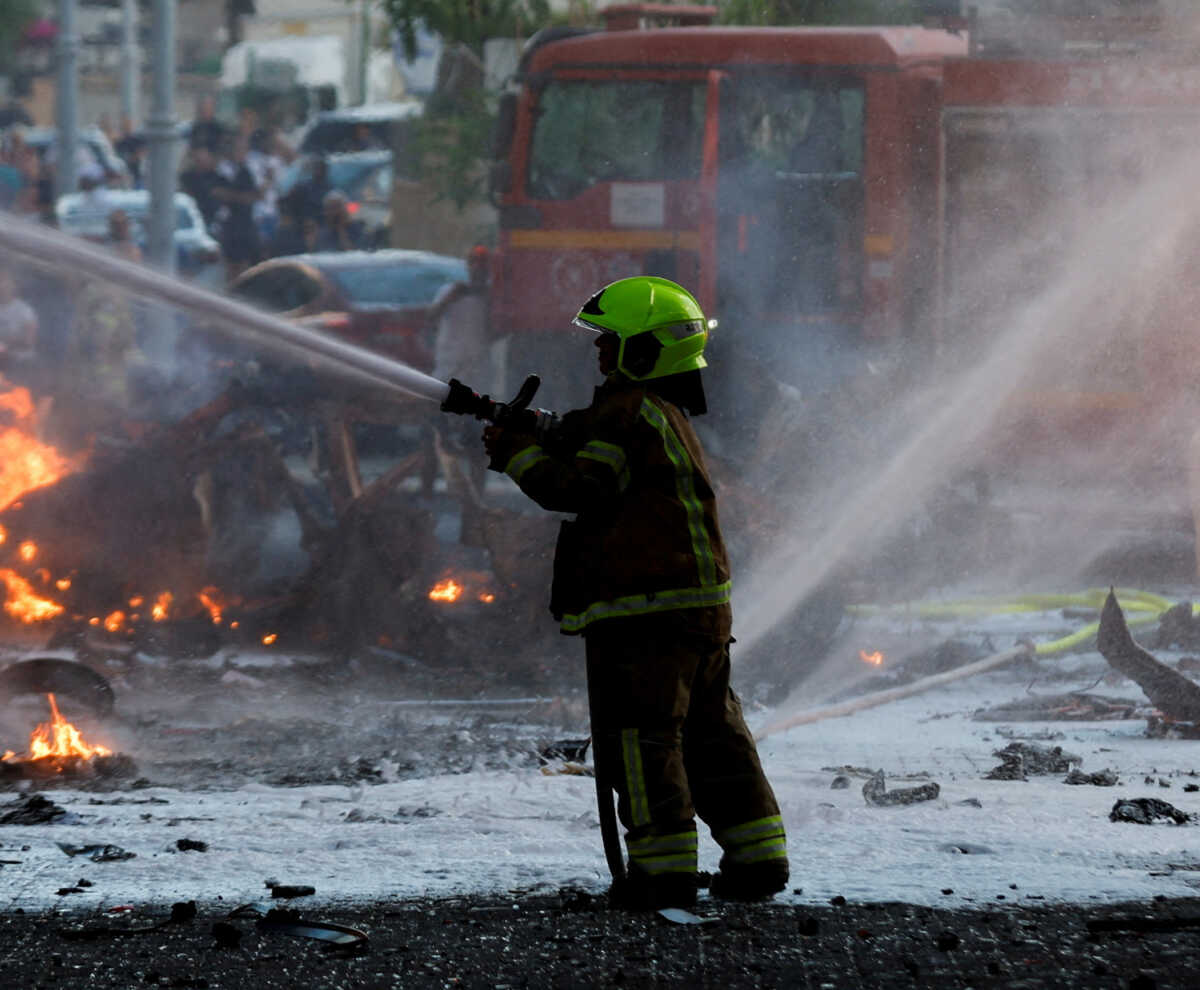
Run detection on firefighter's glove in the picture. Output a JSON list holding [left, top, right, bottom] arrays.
[[483, 424, 536, 474]]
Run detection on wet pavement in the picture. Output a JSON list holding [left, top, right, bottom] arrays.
[[1, 893, 1198, 988]]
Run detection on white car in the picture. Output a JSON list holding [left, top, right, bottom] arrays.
[[55, 190, 223, 287]]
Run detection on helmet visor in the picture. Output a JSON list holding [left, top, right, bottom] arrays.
[[572, 316, 608, 334]]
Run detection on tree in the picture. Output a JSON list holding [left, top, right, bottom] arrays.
[[0, 0, 41, 75], [718, 0, 920, 25], [382, 0, 551, 61]]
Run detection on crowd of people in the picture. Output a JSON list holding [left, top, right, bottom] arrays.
[[0, 94, 370, 284]]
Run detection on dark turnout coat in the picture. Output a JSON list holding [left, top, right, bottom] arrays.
[[497, 377, 732, 635]]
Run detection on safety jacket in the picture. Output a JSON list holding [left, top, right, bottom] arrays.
[[499, 377, 732, 634]]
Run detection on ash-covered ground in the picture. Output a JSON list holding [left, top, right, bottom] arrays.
[[3, 589, 1200, 987]]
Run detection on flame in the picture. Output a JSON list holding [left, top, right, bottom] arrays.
[[478, 592, 496, 604], [27, 693, 111, 760], [17, 540, 36, 563], [859, 649, 884, 667], [55, 577, 71, 590], [429, 578, 464, 603], [0, 524, 6, 544], [0, 387, 79, 511], [151, 591, 172, 621], [128, 595, 144, 608], [198, 586, 224, 624], [262, 632, 277, 645], [0, 569, 64, 622], [103, 610, 125, 633]]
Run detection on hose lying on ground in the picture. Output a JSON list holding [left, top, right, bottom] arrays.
[[756, 587, 1186, 740]]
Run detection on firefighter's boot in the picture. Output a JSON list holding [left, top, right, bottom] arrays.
[[611, 864, 698, 911], [709, 858, 790, 902]]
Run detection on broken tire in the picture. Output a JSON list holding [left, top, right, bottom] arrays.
[[0, 658, 115, 717]]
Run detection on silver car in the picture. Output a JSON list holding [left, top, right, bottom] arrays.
[[55, 190, 223, 287]]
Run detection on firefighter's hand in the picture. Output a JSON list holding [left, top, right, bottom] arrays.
[[482, 424, 534, 473]]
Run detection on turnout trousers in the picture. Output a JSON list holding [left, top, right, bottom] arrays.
[[583, 607, 787, 883]]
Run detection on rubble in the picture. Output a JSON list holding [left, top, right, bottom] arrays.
[[862, 770, 940, 806], [974, 693, 1141, 722], [57, 843, 136, 862], [1109, 798, 1194, 825], [0, 793, 70, 825], [1064, 768, 1119, 786], [984, 742, 1080, 780]]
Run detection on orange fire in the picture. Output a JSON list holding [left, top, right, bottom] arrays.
[[151, 591, 173, 622], [859, 649, 884, 666], [2, 693, 112, 762], [198, 586, 224, 624], [429, 578, 464, 603], [478, 592, 496, 604], [0, 387, 79, 511], [262, 632, 277, 645], [17, 540, 36, 563], [0, 569, 65, 622], [103, 610, 126, 633]]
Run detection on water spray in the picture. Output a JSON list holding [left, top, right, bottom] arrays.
[[0, 215, 453, 404]]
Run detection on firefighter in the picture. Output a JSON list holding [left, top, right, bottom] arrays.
[[481, 276, 788, 909]]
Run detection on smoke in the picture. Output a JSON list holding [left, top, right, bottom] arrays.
[[732, 96, 1200, 692]]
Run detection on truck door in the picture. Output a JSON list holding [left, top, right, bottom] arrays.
[[712, 70, 865, 393]]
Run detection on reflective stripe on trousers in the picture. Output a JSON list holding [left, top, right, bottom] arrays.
[[714, 814, 788, 866]]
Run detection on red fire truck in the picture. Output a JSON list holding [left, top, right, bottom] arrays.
[[487, 4, 1199, 486], [489, 5, 967, 410]]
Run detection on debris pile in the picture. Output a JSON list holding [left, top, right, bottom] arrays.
[[985, 742, 1080, 781], [1109, 798, 1194, 826]]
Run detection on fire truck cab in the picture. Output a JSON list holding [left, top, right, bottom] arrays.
[[489, 6, 966, 412]]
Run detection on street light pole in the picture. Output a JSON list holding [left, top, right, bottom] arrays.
[[120, 0, 139, 126], [146, 0, 178, 274], [54, 0, 80, 201]]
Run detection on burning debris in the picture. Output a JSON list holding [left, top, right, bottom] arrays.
[[1, 692, 134, 782]]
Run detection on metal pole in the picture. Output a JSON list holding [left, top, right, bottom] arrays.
[[54, 0, 80, 201], [358, 0, 371, 105], [146, 0, 178, 274], [120, 0, 139, 126]]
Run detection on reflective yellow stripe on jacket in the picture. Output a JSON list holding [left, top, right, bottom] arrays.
[[637, 398, 718, 587], [504, 444, 549, 484], [558, 397, 729, 633]]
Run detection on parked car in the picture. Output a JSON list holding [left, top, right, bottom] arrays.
[[228, 249, 467, 369], [23, 126, 131, 187], [297, 101, 422, 156], [55, 190, 223, 287], [278, 150, 396, 247]]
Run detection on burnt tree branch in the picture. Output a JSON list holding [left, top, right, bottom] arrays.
[[1097, 590, 1200, 724]]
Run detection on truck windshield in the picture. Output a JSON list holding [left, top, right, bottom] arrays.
[[717, 72, 866, 334], [528, 79, 706, 199]]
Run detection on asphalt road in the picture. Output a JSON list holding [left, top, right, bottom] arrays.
[[1, 892, 1198, 989]]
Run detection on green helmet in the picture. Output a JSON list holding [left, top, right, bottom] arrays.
[[573, 276, 708, 381]]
